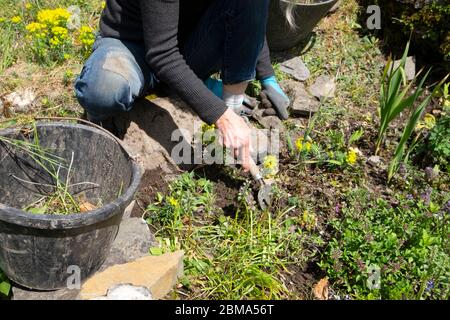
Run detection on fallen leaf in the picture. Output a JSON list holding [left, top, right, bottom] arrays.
[[79, 201, 97, 213], [313, 277, 329, 300]]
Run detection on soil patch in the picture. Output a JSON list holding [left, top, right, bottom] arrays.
[[193, 164, 245, 215], [130, 169, 170, 218]]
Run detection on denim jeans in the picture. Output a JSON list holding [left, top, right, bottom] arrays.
[[75, 0, 270, 121]]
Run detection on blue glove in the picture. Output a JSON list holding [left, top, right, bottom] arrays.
[[260, 76, 290, 120]]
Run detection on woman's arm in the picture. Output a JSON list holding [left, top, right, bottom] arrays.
[[139, 0, 228, 124], [139, 0, 251, 171]]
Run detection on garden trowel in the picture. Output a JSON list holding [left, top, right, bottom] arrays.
[[248, 157, 273, 210]]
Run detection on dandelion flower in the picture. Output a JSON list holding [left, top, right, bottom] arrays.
[[263, 154, 278, 170], [25, 3, 33, 10], [262, 154, 278, 179]]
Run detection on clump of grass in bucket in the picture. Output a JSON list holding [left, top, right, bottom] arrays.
[[0, 123, 99, 215]]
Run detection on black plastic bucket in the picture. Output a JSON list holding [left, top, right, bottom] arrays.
[[0, 122, 141, 290], [267, 0, 338, 51]]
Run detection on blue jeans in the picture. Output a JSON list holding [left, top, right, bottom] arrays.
[[75, 0, 269, 121]]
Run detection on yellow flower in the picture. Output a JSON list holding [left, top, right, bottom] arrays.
[[263, 154, 278, 170], [262, 154, 278, 179], [37, 8, 71, 27], [25, 3, 33, 10], [295, 137, 304, 151], [51, 26, 68, 39], [63, 53, 71, 60], [11, 16, 22, 24], [201, 123, 216, 134], [0, 18, 6, 23], [78, 25, 95, 47], [26, 22, 48, 39], [49, 37, 62, 47], [167, 196, 179, 207], [295, 137, 313, 153], [304, 141, 312, 152], [346, 147, 358, 165], [101, 1, 106, 9], [415, 113, 436, 131]]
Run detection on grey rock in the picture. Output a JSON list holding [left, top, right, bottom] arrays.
[[263, 108, 277, 116], [102, 217, 156, 269], [281, 80, 320, 117], [258, 116, 284, 132], [12, 286, 80, 300], [243, 94, 259, 109], [308, 75, 336, 100], [392, 56, 416, 81], [279, 57, 310, 82], [120, 96, 199, 173], [93, 284, 153, 300], [3, 89, 36, 114], [367, 155, 382, 167]]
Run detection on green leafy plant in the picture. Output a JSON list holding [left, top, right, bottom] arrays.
[[375, 41, 448, 181], [320, 189, 450, 300]]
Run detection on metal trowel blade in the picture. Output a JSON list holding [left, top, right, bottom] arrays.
[[258, 184, 273, 210]]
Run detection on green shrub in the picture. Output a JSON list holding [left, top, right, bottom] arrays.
[[319, 189, 450, 300]]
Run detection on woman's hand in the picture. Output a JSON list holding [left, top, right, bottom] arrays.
[[215, 108, 251, 171]]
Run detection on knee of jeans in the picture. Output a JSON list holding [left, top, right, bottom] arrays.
[[75, 69, 133, 119]]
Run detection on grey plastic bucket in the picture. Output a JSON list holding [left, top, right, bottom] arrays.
[[267, 0, 338, 51], [0, 122, 142, 290]]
